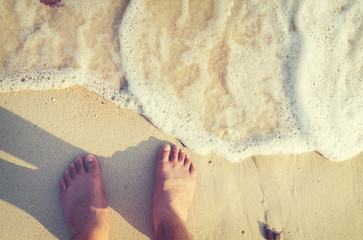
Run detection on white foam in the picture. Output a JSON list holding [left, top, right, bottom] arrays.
[[0, 0, 362, 162], [0, 0, 139, 110], [295, 0, 363, 161], [119, 0, 363, 161]]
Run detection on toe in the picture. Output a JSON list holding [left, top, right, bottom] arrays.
[[189, 162, 196, 174], [170, 146, 179, 161], [84, 155, 100, 174], [64, 170, 72, 184], [184, 156, 191, 168], [158, 144, 171, 163], [60, 178, 67, 192], [75, 157, 85, 174], [69, 163, 77, 178], [178, 150, 185, 162]]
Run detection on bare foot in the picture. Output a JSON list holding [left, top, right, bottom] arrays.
[[60, 155, 109, 240], [153, 144, 197, 234]]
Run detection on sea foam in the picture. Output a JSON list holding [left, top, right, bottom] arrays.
[[0, 0, 362, 162], [119, 0, 363, 161]]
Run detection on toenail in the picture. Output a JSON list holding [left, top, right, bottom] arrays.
[[85, 155, 94, 162], [163, 145, 170, 151]]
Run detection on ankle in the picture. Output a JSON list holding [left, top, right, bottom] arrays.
[[71, 227, 109, 240], [154, 209, 187, 234], [154, 206, 180, 230], [71, 211, 110, 240], [154, 216, 192, 240]]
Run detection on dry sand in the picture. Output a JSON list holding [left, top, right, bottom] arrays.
[[0, 86, 362, 239]]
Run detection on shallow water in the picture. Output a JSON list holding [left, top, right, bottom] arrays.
[[0, 0, 362, 161]]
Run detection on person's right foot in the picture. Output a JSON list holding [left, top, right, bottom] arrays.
[[152, 144, 197, 234]]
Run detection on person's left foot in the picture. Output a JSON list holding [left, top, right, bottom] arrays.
[[60, 155, 109, 240]]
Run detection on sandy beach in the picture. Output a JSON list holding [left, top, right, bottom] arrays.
[[1, 2, 363, 238], [0, 86, 362, 239]]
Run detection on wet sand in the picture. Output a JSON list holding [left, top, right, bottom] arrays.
[[0, 86, 362, 239]]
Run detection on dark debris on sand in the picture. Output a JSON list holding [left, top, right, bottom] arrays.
[[40, 0, 63, 8], [265, 225, 283, 240]]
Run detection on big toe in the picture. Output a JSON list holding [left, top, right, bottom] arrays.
[[84, 155, 100, 173], [158, 144, 171, 163]]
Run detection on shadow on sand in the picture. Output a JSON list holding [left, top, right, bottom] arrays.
[[0, 106, 166, 239]]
